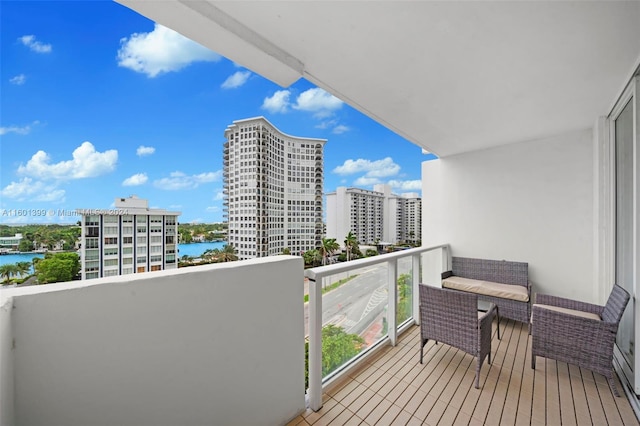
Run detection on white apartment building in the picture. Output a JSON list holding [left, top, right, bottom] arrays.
[[397, 194, 422, 244], [77, 196, 181, 280], [326, 184, 421, 246], [223, 117, 325, 260]]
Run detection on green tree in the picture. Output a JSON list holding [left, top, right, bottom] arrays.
[[52, 252, 80, 277], [319, 238, 339, 266], [365, 249, 378, 257], [35, 252, 80, 284], [15, 261, 32, 277], [344, 231, 357, 262], [397, 273, 412, 324], [303, 249, 322, 268], [281, 247, 291, 255], [304, 324, 365, 388], [0, 264, 18, 283], [218, 244, 238, 262], [18, 239, 33, 252]]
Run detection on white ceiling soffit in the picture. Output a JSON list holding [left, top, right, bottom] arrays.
[[117, 1, 640, 158], [115, 0, 303, 87]]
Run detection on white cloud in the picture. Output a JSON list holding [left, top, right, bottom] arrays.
[[0, 120, 39, 136], [122, 173, 148, 186], [136, 145, 155, 156], [17, 142, 117, 180], [213, 190, 224, 201], [154, 170, 222, 190], [315, 120, 337, 130], [354, 176, 382, 186], [10, 74, 26, 85], [221, 70, 251, 89], [19, 35, 52, 53], [117, 24, 221, 78], [293, 88, 343, 118], [262, 90, 291, 114], [332, 125, 350, 134], [206, 206, 220, 212], [333, 157, 400, 178], [388, 179, 422, 191], [1, 177, 65, 202], [316, 120, 350, 134]]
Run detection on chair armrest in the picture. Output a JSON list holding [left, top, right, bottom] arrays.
[[442, 270, 453, 279], [532, 304, 618, 335], [531, 305, 618, 352], [535, 293, 603, 316]]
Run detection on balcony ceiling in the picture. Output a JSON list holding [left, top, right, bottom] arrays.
[[117, 1, 640, 157]]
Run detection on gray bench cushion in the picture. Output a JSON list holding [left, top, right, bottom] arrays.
[[442, 276, 529, 302]]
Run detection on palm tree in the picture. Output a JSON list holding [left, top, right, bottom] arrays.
[[218, 244, 238, 262], [15, 261, 32, 277], [303, 249, 322, 268], [344, 231, 357, 262], [0, 264, 18, 283], [319, 238, 339, 265]]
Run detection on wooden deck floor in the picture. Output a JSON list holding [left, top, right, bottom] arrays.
[[288, 319, 639, 425]]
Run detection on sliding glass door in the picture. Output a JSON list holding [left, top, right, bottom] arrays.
[[613, 77, 638, 392]]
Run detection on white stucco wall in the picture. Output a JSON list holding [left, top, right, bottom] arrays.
[[0, 256, 304, 426], [0, 297, 14, 426], [422, 129, 595, 300]]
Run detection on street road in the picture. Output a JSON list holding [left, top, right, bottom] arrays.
[[303, 257, 412, 337]]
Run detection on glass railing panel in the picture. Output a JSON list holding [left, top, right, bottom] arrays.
[[321, 263, 389, 380], [396, 255, 413, 327]]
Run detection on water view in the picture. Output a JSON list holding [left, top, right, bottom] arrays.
[[0, 241, 228, 269], [176, 241, 226, 258], [0, 253, 44, 271]]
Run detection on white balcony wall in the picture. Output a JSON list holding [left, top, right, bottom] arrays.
[[422, 129, 595, 301], [0, 256, 304, 426]]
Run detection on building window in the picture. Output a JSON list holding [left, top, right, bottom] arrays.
[[85, 238, 99, 249], [104, 237, 118, 245]]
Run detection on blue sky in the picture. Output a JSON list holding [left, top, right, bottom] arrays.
[[1, 1, 433, 224]]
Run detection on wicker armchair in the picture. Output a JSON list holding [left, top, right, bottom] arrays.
[[419, 284, 497, 389], [530, 284, 630, 396]]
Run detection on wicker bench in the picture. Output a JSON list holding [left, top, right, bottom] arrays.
[[441, 257, 531, 323]]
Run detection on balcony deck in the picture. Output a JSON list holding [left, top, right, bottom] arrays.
[[290, 319, 639, 426]]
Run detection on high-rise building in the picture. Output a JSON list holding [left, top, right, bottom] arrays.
[[396, 193, 422, 245], [223, 117, 326, 259], [326, 184, 421, 246], [77, 196, 181, 280]]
